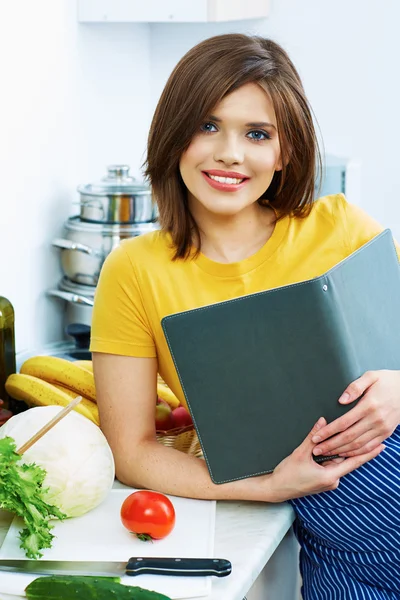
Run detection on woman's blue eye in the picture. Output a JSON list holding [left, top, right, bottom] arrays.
[[247, 130, 270, 141], [199, 124, 271, 140], [200, 122, 218, 133]]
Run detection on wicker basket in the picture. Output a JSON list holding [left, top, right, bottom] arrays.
[[156, 375, 202, 457], [156, 425, 203, 458]]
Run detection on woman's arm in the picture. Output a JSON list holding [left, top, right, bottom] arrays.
[[93, 352, 385, 503]]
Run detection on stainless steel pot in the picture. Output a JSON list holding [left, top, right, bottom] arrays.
[[47, 278, 94, 328], [77, 165, 157, 223], [52, 217, 159, 286]]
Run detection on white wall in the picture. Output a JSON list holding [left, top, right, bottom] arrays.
[[0, 1, 151, 352], [1, 0, 399, 352]]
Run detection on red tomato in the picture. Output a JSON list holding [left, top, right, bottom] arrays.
[[120, 491, 176, 541]]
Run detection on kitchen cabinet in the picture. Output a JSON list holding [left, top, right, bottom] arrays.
[[78, 0, 270, 23]]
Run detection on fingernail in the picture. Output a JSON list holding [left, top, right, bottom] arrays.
[[314, 418, 323, 430], [312, 435, 321, 443], [339, 392, 350, 404], [313, 448, 322, 456]]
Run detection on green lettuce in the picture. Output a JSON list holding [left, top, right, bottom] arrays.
[[0, 436, 66, 558]]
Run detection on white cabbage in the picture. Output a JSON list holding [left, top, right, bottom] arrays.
[[0, 406, 115, 517]]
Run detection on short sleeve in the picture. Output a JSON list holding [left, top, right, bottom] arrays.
[[338, 194, 400, 260], [89, 244, 156, 357]]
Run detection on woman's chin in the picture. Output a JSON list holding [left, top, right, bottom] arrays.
[[189, 193, 255, 219], [202, 200, 252, 218]]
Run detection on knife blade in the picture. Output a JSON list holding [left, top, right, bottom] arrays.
[[0, 557, 232, 578]]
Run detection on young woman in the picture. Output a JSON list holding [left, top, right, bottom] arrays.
[[91, 34, 400, 598]]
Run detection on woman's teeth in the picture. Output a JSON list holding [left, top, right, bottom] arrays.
[[208, 174, 244, 184]]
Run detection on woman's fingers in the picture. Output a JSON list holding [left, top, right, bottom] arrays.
[[331, 444, 385, 478], [328, 429, 376, 455], [270, 422, 383, 501], [297, 417, 327, 455], [337, 436, 384, 457], [311, 445, 385, 494], [337, 371, 378, 405], [313, 420, 374, 456], [311, 374, 379, 448], [311, 404, 366, 449]]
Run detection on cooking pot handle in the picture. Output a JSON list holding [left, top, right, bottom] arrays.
[[52, 238, 102, 257], [47, 289, 94, 307]]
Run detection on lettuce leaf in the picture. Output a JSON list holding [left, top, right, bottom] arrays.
[[0, 436, 66, 558]]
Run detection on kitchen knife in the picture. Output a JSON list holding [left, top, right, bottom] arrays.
[[0, 557, 232, 578]]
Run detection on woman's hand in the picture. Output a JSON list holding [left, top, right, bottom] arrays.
[[311, 370, 400, 458], [268, 417, 385, 502]]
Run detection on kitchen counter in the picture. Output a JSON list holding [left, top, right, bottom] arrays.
[[0, 500, 299, 600]]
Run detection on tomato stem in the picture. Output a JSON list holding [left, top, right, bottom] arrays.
[[135, 533, 154, 542]]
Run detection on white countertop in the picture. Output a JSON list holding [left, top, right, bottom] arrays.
[[0, 500, 295, 600], [204, 500, 295, 600]]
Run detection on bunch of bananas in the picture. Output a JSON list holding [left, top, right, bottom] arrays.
[[6, 356, 100, 425], [157, 375, 180, 409], [5, 357, 180, 427]]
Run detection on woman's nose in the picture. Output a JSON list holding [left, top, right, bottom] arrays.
[[213, 136, 244, 165]]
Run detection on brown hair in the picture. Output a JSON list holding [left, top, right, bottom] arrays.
[[144, 34, 322, 259]]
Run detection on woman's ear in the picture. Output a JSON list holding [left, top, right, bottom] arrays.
[[276, 145, 292, 171], [275, 156, 283, 172]]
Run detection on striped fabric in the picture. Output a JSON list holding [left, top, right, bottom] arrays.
[[289, 425, 400, 599]]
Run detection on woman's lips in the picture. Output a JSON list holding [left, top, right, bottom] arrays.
[[201, 171, 250, 192]]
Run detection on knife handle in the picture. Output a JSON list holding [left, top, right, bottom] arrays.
[[126, 557, 232, 577]]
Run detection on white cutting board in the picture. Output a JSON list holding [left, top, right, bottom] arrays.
[[0, 483, 215, 599]]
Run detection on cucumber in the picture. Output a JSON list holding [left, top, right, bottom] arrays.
[[25, 575, 172, 600]]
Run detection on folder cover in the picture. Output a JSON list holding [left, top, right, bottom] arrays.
[[162, 230, 400, 484]]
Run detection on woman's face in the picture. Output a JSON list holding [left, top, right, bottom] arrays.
[[179, 82, 282, 220]]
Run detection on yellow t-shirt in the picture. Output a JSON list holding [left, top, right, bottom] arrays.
[[90, 194, 400, 406]]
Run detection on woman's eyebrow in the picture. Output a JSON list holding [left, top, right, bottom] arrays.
[[208, 114, 277, 130], [246, 121, 277, 130]]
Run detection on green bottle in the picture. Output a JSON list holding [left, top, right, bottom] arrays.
[[0, 296, 16, 411]]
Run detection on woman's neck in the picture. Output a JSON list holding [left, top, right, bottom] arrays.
[[193, 203, 276, 264]]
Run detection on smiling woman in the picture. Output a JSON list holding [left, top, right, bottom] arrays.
[[145, 35, 318, 260], [178, 83, 282, 263], [180, 83, 281, 221], [89, 33, 400, 600]]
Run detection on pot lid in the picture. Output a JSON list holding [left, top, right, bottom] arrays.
[[58, 276, 96, 298], [77, 165, 150, 197]]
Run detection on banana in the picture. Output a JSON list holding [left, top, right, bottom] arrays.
[[52, 384, 100, 425], [52, 383, 88, 400], [73, 360, 93, 373], [157, 382, 180, 409], [5, 373, 100, 425], [20, 356, 96, 402]]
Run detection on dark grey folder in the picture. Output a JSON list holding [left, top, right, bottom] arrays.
[[161, 230, 400, 484]]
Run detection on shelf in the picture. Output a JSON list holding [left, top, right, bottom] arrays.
[[78, 0, 270, 23]]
